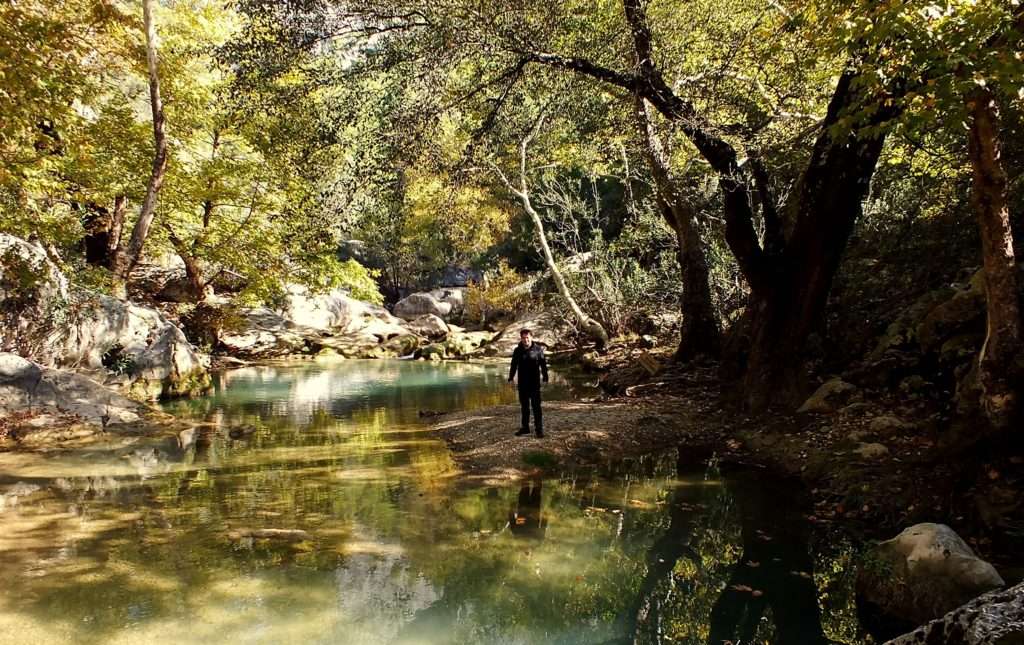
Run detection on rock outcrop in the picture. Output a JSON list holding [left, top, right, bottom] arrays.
[[886, 582, 1024, 645], [0, 353, 144, 426], [0, 234, 210, 400], [221, 286, 415, 359], [858, 523, 1005, 627], [483, 311, 573, 357], [849, 268, 1023, 419], [393, 288, 466, 321], [405, 314, 449, 339]]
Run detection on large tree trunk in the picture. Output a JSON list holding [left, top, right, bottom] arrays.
[[110, 0, 168, 299], [966, 89, 1022, 429], [739, 74, 889, 410], [107, 195, 127, 268], [524, 1, 896, 408], [633, 95, 721, 361]]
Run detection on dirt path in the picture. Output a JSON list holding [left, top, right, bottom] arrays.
[[429, 395, 728, 483]]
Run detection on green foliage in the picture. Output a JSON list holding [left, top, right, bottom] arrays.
[[464, 260, 534, 323], [310, 257, 384, 305], [101, 344, 136, 376]]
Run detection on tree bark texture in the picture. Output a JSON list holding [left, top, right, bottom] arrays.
[[111, 0, 168, 298], [633, 95, 721, 361], [966, 88, 1022, 429]]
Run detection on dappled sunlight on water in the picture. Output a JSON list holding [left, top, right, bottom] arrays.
[[0, 359, 866, 644]]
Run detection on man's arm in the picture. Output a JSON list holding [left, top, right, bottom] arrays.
[[540, 347, 549, 383], [509, 346, 520, 382]]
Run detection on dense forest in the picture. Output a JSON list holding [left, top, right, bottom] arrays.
[[4, 0, 1021, 415], [1, 0, 1023, 643]]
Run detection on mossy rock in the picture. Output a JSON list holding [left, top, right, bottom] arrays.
[[416, 343, 446, 361], [382, 334, 421, 357]]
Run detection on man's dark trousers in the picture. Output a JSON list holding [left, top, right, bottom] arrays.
[[519, 385, 542, 434]]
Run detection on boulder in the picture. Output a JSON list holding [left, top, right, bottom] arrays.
[[129, 323, 212, 399], [484, 311, 573, 357], [283, 285, 404, 334], [444, 331, 494, 357], [394, 292, 452, 321], [869, 415, 910, 434], [886, 582, 1024, 645], [0, 352, 144, 426], [156, 276, 210, 303], [393, 294, 450, 321], [405, 314, 449, 339], [437, 265, 484, 288], [858, 523, 1005, 626], [797, 378, 858, 414], [0, 234, 70, 359], [218, 308, 310, 358], [61, 294, 211, 399], [855, 442, 890, 459], [0, 234, 210, 400], [382, 334, 420, 357], [871, 286, 957, 360], [428, 287, 465, 316], [222, 287, 413, 359], [415, 344, 446, 361], [939, 333, 985, 367], [393, 288, 466, 321], [917, 273, 986, 354]]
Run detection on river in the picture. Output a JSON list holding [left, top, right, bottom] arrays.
[[0, 359, 867, 644]]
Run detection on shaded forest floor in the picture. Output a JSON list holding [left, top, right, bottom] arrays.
[[431, 355, 1024, 581]]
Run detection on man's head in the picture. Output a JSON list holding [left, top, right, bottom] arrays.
[[519, 328, 532, 347]]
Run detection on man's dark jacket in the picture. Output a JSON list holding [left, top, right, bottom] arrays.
[[509, 343, 548, 389]]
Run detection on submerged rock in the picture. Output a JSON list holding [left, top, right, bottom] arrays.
[[858, 523, 1005, 627], [886, 582, 1024, 645], [227, 528, 312, 542], [797, 378, 858, 414]]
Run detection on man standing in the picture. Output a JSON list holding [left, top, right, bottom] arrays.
[[508, 328, 548, 437]]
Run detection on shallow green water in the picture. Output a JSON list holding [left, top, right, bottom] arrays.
[[0, 359, 865, 644]]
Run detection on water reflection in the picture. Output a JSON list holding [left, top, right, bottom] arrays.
[[509, 480, 546, 541], [0, 360, 864, 644]]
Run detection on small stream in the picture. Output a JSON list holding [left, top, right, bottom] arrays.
[[0, 359, 868, 644]]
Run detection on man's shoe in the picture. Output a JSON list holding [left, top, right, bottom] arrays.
[[515, 428, 531, 437], [534, 429, 544, 438]]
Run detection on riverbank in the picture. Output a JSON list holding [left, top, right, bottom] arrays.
[[429, 358, 1024, 578]]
